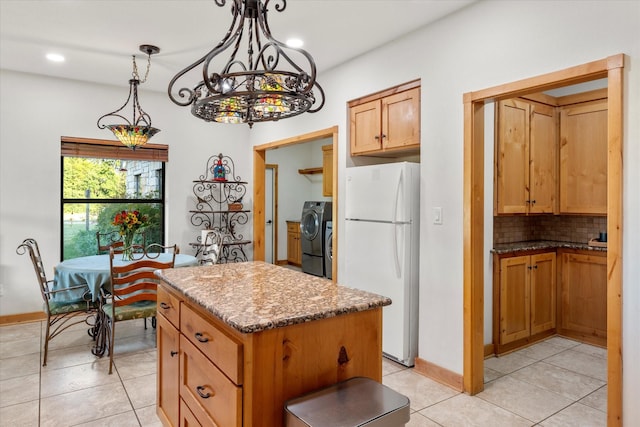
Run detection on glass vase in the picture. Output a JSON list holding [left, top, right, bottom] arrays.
[[122, 232, 135, 261]]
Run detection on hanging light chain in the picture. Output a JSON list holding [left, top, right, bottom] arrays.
[[131, 52, 152, 83]]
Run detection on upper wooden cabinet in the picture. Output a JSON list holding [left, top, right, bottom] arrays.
[[496, 99, 557, 214], [322, 144, 333, 197], [349, 81, 420, 157], [559, 99, 608, 215]]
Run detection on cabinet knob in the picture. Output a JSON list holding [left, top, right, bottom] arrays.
[[374, 135, 380, 140], [160, 302, 170, 310], [194, 332, 210, 343], [170, 350, 178, 357], [196, 386, 212, 399]]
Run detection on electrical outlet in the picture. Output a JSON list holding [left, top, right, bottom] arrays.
[[433, 207, 443, 225]]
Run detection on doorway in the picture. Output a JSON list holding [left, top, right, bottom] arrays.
[[463, 54, 624, 424], [253, 126, 338, 280], [264, 164, 278, 263]]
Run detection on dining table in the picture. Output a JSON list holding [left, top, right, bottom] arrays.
[[53, 253, 199, 302]]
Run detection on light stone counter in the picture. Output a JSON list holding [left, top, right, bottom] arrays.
[[492, 240, 607, 255], [155, 261, 391, 334]]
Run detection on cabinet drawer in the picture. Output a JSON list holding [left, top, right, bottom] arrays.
[[158, 286, 181, 328], [180, 304, 243, 384], [180, 336, 242, 427]]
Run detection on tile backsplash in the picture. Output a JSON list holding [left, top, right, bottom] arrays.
[[493, 215, 607, 245]]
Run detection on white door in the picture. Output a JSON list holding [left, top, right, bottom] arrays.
[[265, 166, 275, 263]]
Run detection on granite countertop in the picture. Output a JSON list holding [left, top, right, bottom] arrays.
[[492, 240, 608, 254], [155, 261, 391, 334]]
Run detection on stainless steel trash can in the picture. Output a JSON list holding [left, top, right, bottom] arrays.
[[284, 377, 410, 427]]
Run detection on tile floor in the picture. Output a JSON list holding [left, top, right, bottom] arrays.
[[0, 319, 607, 426]]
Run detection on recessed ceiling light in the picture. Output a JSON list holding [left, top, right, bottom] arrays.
[[286, 38, 304, 48], [46, 53, 65, 63]]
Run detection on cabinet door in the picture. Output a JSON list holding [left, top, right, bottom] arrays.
[[497, 99, 530, 214], [286, 222, 301, 266], [529, 103, 557, 214], [560, 252, 607, 339], [350, 99, 381, 155], [157, 314, 180, 427], [530, 252, 556, 335], [499, 256, 531, 344], [560, 99, 608, 214], [382, 87, 420, 150], [322, 144, 333, 197]]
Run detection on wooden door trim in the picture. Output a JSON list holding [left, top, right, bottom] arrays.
[[253, 126, 339, 281], [463, 53, 624, 426]]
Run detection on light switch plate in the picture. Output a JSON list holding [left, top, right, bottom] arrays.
[[433, 207, 443, 225]]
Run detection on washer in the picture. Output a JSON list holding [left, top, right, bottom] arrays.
[[324, 221, 333, 279], [300, 201, 332, 276]]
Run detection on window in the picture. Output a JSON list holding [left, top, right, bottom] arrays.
[[61, 137, 168, 260]]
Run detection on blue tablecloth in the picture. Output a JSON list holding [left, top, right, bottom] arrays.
[[53, 254, 198, 302]]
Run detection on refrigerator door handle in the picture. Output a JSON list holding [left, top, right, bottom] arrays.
[[392, 170, 403, 278]]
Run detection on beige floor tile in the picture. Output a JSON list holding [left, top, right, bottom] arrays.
[[40, 381, 132, 426], [382, 357, 406, 376], [382, 369, 459, 411], [0, 352, 40, 381], [544, 336, 581, 349], [0, 400, 40, 426], [40, 358, 118, 397], [0, 373, 40, 408], [420, 393, 533, 427], [539, 402, 606, 427], [477, 376, 573, 423], [514, 341, 568, 361], [113, 349, 157, 380], [136, 404, 164, 427], [510, 361, 605, 400], [544, 349, 607, 381], [579, 385, 607, 412], [45, 343, 103, 369], [483, 366, 504, 383], [0, 321, 41, 343], [46, 324, 96, 351], [74, 410, 141, 427], [484, 352, 537, 375], [123, 373, 157, 409], [0, 336, 41, 359], [406, 411, 440, 426], [573, 343, 607, 359]]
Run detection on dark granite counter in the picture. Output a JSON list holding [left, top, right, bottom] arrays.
[[492, 240, 607, 254], [155, 261, 391, 334]]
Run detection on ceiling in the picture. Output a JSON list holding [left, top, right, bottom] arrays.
[[0, 0, 475, 93]]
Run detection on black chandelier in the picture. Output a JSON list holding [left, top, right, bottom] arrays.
[[168, 0, 325, 127], [97, 45, 161, 149]]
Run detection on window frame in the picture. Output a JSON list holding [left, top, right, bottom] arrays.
[[60, 136, 168, 260]]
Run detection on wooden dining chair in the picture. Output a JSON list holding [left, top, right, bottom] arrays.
[[100, 243, 178, 374], [16, 238, 98, 366]]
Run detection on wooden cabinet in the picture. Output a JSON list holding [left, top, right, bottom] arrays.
[[322, 144, 333, 197], [157, 288, 181, 427], [494, 252, 556, 352], [349, 81, 420, 157], [286, 221, 301, 266], [157, 281, 384, 426], [558, 250, 607, 346], [559, 99, 608, 214], [496, 99, 557, 214]]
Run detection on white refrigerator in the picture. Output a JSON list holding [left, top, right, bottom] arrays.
[[343, 161, 419, 367]]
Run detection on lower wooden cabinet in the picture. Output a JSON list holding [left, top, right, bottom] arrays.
[[494, 252, 556, 353], [558, 250, 607, 346], [157, 294, 180, 427], [286, 221, 301, 266]]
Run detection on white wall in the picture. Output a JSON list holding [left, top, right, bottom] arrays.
[[1, 0, 639, 423]]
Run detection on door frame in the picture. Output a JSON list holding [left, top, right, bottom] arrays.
[[253, 126, 339, 280], [463, 54, 624, 425]]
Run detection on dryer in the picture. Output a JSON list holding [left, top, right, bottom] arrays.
[[324, 221, 333, 279], [300, 201, 332, 276]]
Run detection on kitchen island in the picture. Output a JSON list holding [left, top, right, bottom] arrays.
[[155, 261, 391, 427]]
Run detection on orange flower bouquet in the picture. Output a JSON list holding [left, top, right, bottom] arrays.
[[112, 210, 149, 260]]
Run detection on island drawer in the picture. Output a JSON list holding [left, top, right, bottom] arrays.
[[180, 303, 243, 384], [180, 336, 242, 427], [157, 287, 181, 328]]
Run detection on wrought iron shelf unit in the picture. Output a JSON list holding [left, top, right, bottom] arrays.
[[189, 154, 250, 263]]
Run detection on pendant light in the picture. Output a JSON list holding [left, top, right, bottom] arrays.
[[167, 0, 325, 127], [97, 45, 161, 149]]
